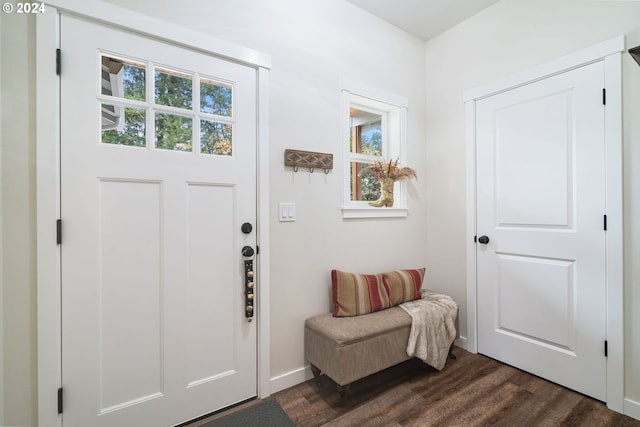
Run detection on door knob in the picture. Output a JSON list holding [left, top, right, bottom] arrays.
[[478, 235, 490, 244]]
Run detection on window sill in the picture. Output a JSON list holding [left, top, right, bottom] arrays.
[[341, 206, 408, 219]]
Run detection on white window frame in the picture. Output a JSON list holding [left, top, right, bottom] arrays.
[[341, 79, 409, 219]]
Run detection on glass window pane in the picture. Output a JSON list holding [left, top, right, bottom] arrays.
[[155, 113, 192, 151], [350, 161, 381, 201], [360, 121, 382, 155], [350, 108, 382, 156], [200, 79, 232, 116], [201, 120, 232, 156], [155, 69, 193, 110], [101, 105, 146, 147], [101, 56, 146, 101]]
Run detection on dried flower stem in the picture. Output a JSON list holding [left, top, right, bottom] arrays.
[[361, 158, 417, 182]]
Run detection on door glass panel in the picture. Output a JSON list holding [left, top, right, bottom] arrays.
[[200, 79, 232, 116], [155, 113, 192, 151], [101, 104, 146, 147], [350, 161, 380, 201], [155, 68, 193, 110], [200, 120, 232, 156], [101, 55, 146, 101]]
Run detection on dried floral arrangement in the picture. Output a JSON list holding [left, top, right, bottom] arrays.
[[362, 158, 417, 182]]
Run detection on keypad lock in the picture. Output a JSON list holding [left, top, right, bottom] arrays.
[[244, 260, 254, 322]]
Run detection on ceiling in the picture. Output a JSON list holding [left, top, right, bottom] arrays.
[[346, 0, 501, 41]]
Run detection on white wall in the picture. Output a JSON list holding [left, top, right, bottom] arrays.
[[0, 11, 4, 424], [423, 0, 640, 409], [0, 11, 38, 427]]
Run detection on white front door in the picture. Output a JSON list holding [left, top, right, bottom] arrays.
[[60, 14, 258, 426], [475, 61, 606, 400]]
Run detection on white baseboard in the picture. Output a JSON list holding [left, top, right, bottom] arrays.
[[624, 398, 640, 421], [269, 365, 313, 394], [454, 336, 468, 351]]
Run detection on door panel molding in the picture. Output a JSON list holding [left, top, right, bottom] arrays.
[[464, 36, 623, 412], [36, 7, 271, 427]]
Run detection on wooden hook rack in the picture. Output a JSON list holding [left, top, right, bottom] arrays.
[[284, 149, 333, 172]]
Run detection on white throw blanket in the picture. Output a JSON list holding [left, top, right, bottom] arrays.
[[399, 291, 458, 370]]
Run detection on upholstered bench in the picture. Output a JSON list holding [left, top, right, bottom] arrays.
[[304, 269, 457, 399], [304, 306, 413, 398]]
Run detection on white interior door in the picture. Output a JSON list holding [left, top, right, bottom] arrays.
[[475, 61, 606, 400], [60, 14, 258, 426]]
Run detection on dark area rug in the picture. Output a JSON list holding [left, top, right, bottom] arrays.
[[201, 399, 295, 427]]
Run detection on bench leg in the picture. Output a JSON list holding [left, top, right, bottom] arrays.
[[337, 383, 350, 400], [448, 343, 457, 360], [310, 364, 322, 386]]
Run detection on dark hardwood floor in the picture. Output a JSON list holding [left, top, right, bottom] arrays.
[[191, 347, 640, 426]]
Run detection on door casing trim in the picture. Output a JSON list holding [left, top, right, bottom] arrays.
[[36, 3, 271, 426], [464, 35, 624, 413]]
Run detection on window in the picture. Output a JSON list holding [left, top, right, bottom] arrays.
[[99, 53, 234, 156], [342, 80, 408, 218], [350, 105, 383, 202]]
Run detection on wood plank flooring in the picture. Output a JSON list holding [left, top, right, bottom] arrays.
[[190, 347, 640, 426]]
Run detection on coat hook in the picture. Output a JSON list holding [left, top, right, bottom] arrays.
[[324, 168, 330, 175], [284, 149, 334, 174]]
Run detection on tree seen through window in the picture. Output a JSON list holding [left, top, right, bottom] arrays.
[[101, 55, 233, 155]]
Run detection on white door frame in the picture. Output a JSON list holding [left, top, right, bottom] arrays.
[[464, 36, 624, 412], [36, 2, 271, 426]]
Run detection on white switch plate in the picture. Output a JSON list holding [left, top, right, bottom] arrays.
[[278, 202, 296, 222]]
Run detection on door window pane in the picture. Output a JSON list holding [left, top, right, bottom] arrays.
[[98, 54, 241, 155], [200, 79, 232, 116], [155, 113, 192, 151], [101, 56, 146, 101], [200, 120, 232, 156], [155, 68, 193, 110], [101, 105, 146, 147]]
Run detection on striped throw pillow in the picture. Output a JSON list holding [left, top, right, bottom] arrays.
[[383, 268, 425, 306], [331, 270, 391, 317]]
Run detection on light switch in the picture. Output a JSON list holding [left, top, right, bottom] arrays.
[[279, 202, 296, 222]]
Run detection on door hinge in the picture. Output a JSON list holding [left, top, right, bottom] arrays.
[[603, 214, 607, 231], [604, 340, 608, 357], [56, 49, 61, 75], [57, 387, 63, 414], [602, 88, 606, 105], [56, 219, 62, 245]]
